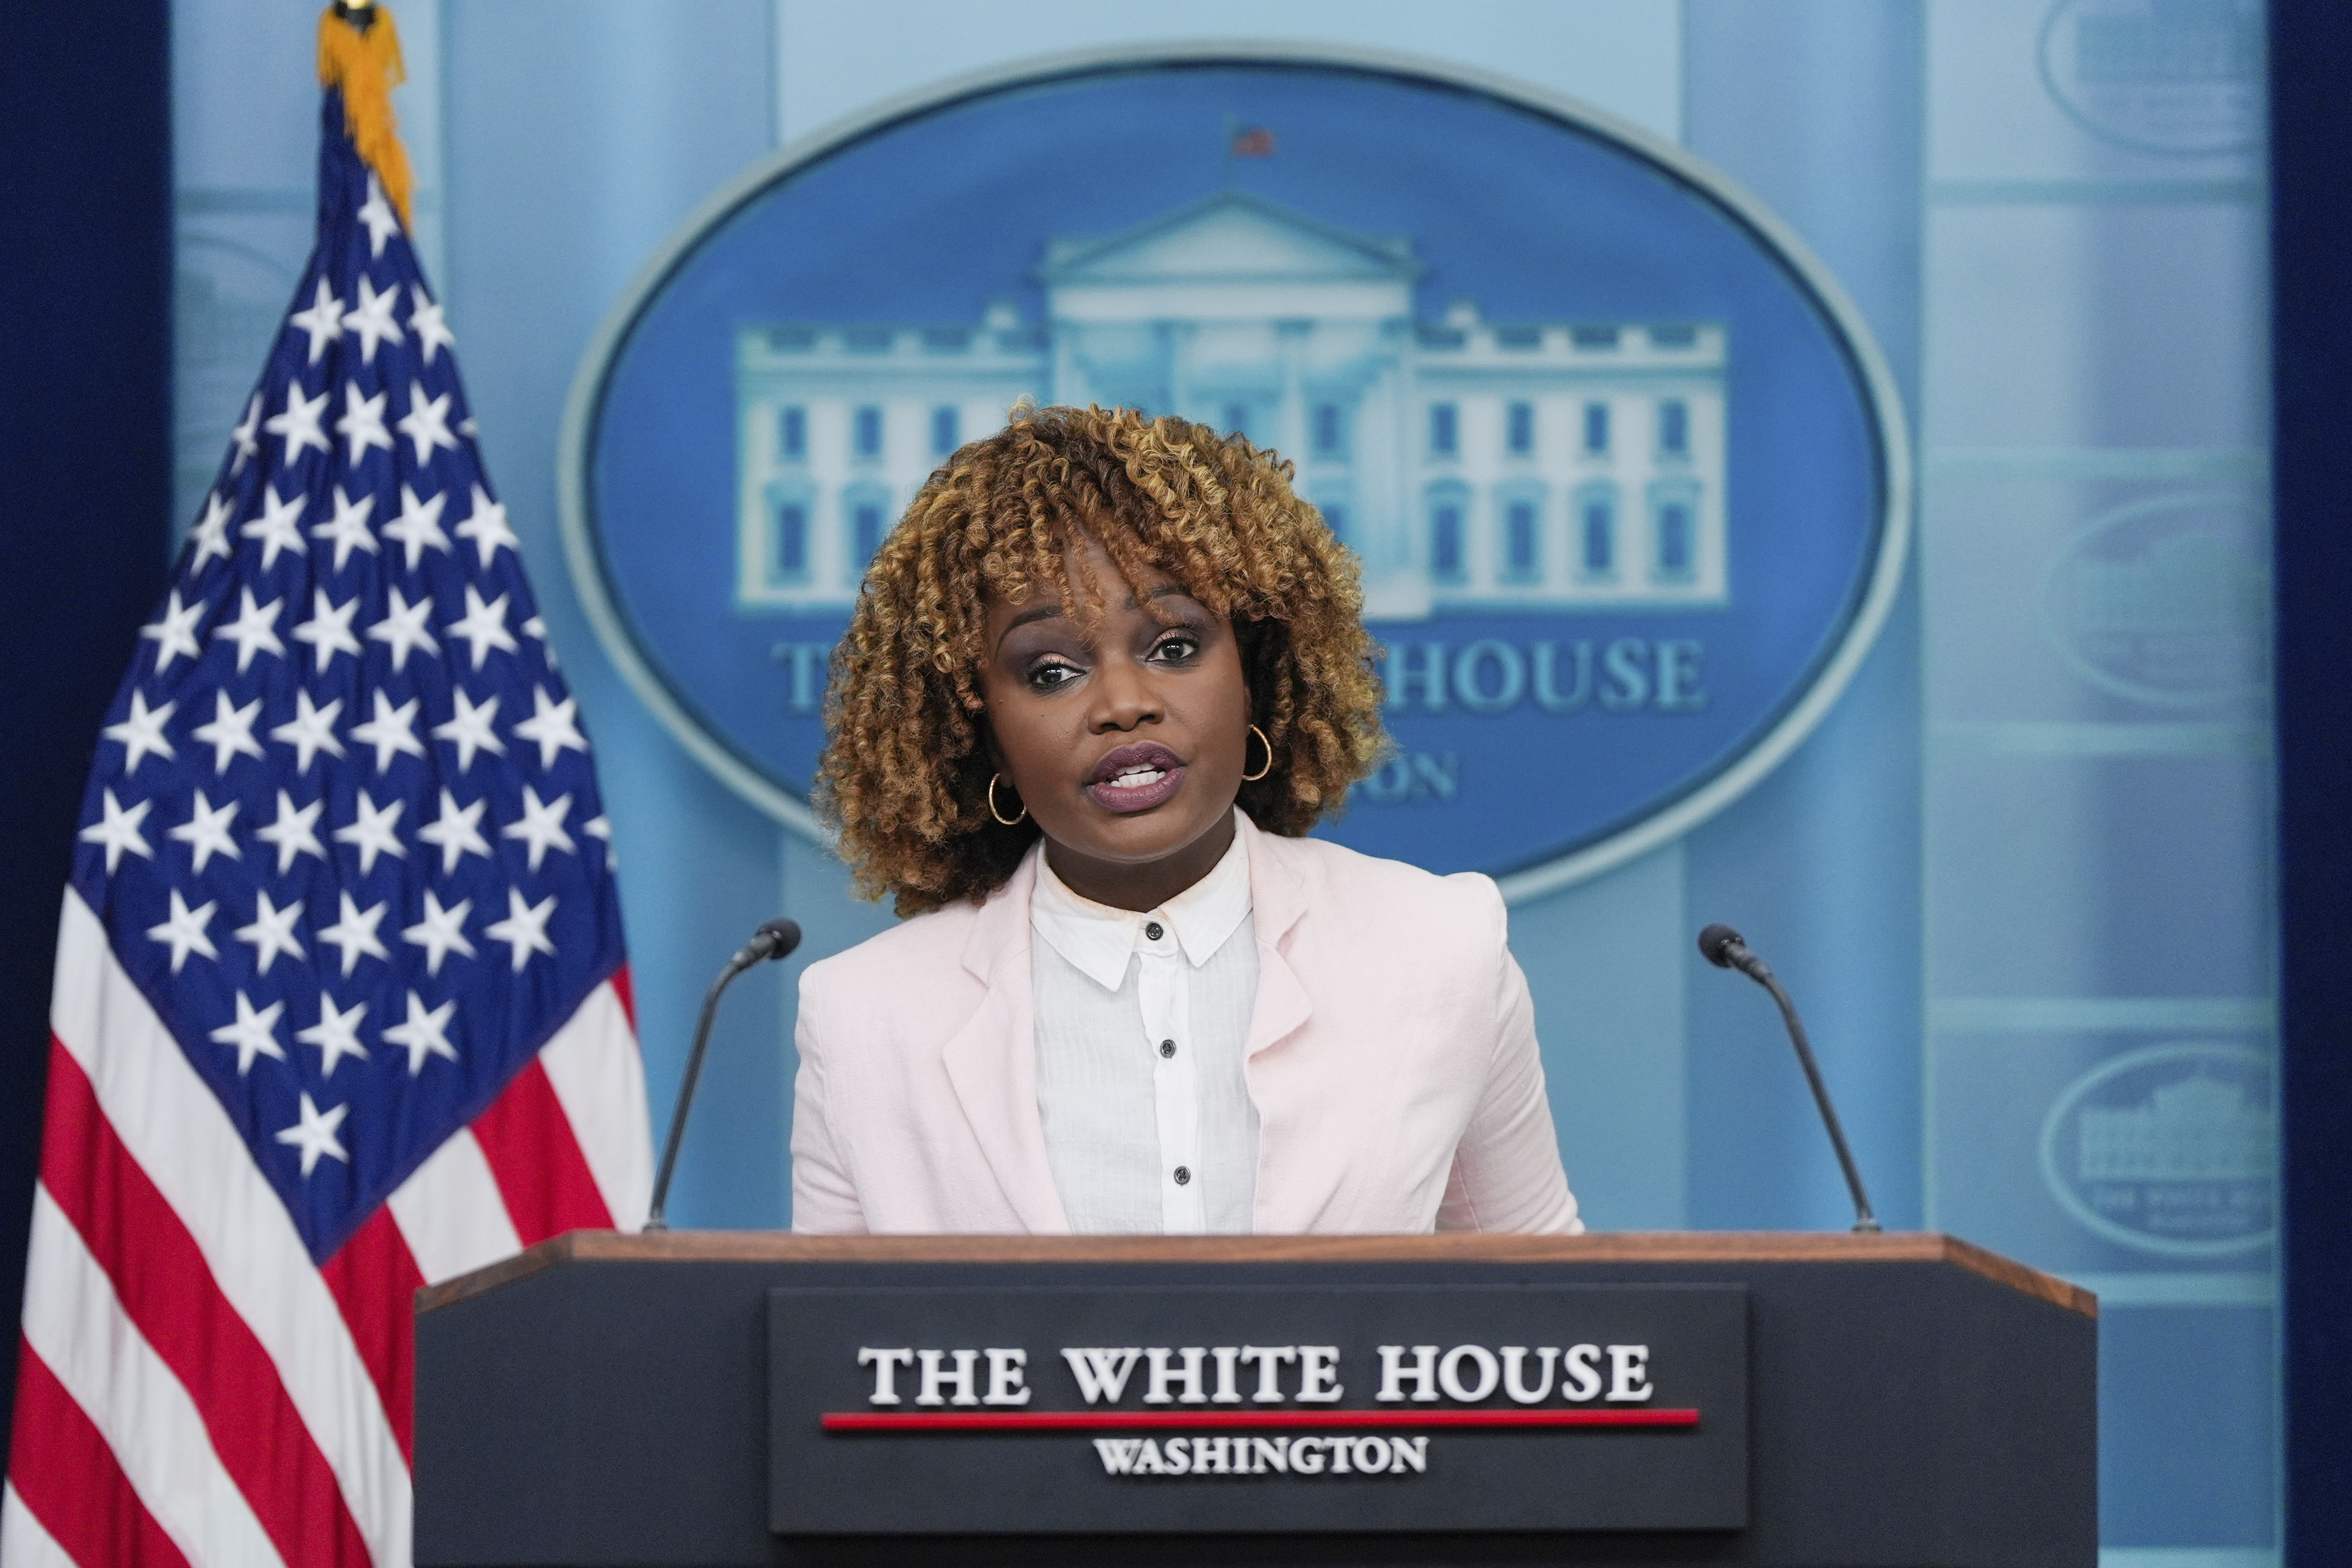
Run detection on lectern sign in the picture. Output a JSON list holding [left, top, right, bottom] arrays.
[[766, 1282, 1747, 1534]]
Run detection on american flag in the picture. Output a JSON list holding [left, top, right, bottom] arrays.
[[0, 67, 650, 1568]]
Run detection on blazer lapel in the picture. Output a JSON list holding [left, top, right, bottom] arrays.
[[1240, 819, 1329, 1230], [1240, 815, 1313, 1061], [939, 852, 1071, 1233]]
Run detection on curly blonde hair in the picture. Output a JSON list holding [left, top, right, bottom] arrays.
[[816, 404, 1386, 916]]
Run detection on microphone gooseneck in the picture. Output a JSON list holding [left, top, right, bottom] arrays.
[[644, 917, 804, 1232], [1696, 923, 1880, 1234]]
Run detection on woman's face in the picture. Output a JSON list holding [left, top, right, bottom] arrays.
[[979, 535, 1250, 911]]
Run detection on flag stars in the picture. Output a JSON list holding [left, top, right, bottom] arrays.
[[417, 788, 491, 874], [584, 814, 614, 868], [447, 584, 519, 669], [241, 486, 309, 572], [291, 588, 362, 672], [168, 790, 241, 873], [275, 1093, 351, 1176], [383, 484, 451, 569], [213, 588, 287, 672], [383, 990, 459, 1076], [255, 790, 327, 873], [350, 690, 426, 772], [188, 492, 235, 574], [396, 382, 459, 465], [79, 789, 154, 873], [296, 995, 369, 1078], [357, 174, 400, 258], [401, 890, 475, 976], [270, 689, 346, 774], [340, 274, 405, 364], [140, 590, 204, 674], [367, 584, 440, 671], [209, 991, 286, 1075], [287, 277, 345, 363], [104, 690, 177, 776], [433, 688, 505, 773], [312, 485, 379, 571], [228, 395, 262, 475], [502, 785, 576, 871], [334, 383, 394, 467], [454, 484, 516, 566], [409, 286, 455, 363], [317, 891, 389, 976], [192, 692, 266, 774], [263, 382, 331, 465], [333, 790, 407, 874], [486, 888, 558, 972], [513, 686, 589, 769], [234, 889, 306, 975], [147, 889, 220, 973]]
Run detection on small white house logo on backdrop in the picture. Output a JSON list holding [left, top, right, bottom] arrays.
[[2039, 493, 2269, 710], [2039, 1041, 2274, 1258], [2038, 0, 2264, 155]]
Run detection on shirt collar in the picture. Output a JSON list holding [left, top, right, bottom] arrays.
[[1029, 812, 1253, 991]]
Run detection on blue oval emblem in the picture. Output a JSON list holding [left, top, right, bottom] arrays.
[[2038, 1042, 2275, 1259], [560, 47, 1908, 892], [2038, 491, 2270, 710], [2037, 0, 2265, 158]]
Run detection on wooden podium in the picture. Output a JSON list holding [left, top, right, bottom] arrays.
[[413, 1232, 2095, 1568]]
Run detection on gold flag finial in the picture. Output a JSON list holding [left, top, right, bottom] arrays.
[[317, 2, 414, 233]]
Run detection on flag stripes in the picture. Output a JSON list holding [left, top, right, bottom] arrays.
[[467, 1059, 614, 1243], [3, 1372, 191, 1568], [382, 1130, 523, 1288], [535, 980, 652, 1228], [35, 1046, 374, 1568], [317, 1208, 424, 1464], [12, 886, 646, 1563], [19, 1192, 285, 1568]]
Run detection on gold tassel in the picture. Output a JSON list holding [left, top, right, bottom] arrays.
[[317, 4, 415, 234]]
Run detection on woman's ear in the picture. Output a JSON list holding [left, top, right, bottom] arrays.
[[977, 709, 1008, 774]]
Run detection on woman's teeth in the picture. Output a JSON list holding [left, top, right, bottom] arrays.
[[1104, 766, 1168, 790]]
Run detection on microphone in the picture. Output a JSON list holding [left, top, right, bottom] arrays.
[[1696, 923, 1880, 1233], [644, 918, 803, 1232]]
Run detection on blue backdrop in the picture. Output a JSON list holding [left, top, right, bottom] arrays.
[[0, 4, 2326, 1565]]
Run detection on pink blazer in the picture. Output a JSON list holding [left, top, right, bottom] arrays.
[[790, 813, 1581, 1235]]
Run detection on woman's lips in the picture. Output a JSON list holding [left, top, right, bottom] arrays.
[[1086, 743, 1186, 814]]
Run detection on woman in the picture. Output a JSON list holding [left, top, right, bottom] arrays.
[[793, 404, 1579, 1236]]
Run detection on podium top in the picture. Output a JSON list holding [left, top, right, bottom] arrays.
[[415, 1228, 2092, 1319]]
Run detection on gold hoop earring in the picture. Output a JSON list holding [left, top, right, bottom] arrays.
[[1241, 725, 1274, 783], [988, 773, 1028, 826]]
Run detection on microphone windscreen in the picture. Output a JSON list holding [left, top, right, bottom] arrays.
[[756, 918, 803, 961], [1696, 923, 1745, 969]]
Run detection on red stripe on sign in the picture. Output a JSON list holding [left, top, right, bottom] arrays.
[[321, 1202, 426, 1463], [38, 1040, 376, 1568], [469, 1057, 614, 1244], [823, 1407, 1700, 1432], [8, 1337, 194, 1568]]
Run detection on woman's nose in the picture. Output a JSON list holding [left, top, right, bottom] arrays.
[[1087, 652, 1161, 732]]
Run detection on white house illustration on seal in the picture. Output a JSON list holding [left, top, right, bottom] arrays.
[[735, 190, 1728, 620]]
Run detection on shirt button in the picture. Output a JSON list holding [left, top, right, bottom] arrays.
[[1172, 1165, 1191, 1186], [1144, 920, 1165, 941], [1159, 1039, 1176, 1059]]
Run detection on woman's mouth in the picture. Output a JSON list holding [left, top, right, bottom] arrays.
[[1085, 743, 1186, 814]]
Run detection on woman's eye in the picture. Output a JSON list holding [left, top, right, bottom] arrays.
[[1151, 634, 1202, 664], [1027, 661, 1082, 690]]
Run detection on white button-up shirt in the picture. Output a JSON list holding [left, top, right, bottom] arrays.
[[1029, 819, 1261, 1233]]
